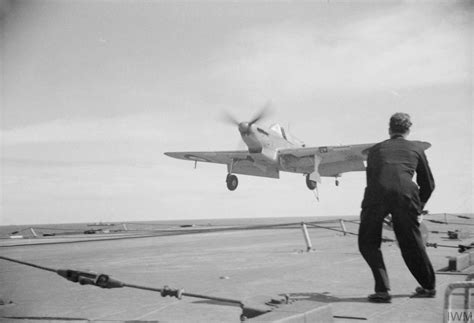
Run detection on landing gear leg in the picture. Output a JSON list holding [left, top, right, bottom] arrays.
[[226, 174, 238, 191], [335, 176, 340, 186], [305, 174, 317, 190]]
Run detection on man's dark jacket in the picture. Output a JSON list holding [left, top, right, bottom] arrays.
[[362, 136, 435, 213]]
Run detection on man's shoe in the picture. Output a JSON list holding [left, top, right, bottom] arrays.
[[411, 287, 436, 298], [368, 292, 392, 303]]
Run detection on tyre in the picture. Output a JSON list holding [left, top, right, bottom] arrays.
[[226, 174, 238, 191], [305, 175, 317, 190]]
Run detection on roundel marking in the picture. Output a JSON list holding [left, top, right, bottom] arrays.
[[184, 154, 211, 162]]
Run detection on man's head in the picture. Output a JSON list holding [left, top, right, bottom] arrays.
[[389, 112, 412, 138]]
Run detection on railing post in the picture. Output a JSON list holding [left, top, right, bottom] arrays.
[[30, 228, 38, 238], [339, 219, 347, 236], [465, 274, 474, 315], [301, 222, 313, 252], [444, 281, 474, 322]]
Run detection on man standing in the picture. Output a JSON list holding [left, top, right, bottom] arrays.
[[359, 112, 436, 303]]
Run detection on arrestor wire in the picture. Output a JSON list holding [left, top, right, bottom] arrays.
[[0, 255, 243, 306], [0, 255, 57, 273]]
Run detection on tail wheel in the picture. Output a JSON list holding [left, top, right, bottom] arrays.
[[226, 174, 238, 191], [305, 174, 317, 190]]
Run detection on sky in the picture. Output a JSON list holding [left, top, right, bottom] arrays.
[[0, 0, 472, 225]]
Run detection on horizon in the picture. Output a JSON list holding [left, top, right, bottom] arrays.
[[1, 212, 472, 228]]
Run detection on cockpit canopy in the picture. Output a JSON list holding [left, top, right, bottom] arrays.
[[269, 123, 305, 147], [269, 123, 287, 139]]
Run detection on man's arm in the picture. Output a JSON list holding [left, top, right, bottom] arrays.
[[416, 150, 435, 206]]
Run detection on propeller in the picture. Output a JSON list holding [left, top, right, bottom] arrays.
[[222, 102, 273, 135], [248, 101, 272, 126], [222, 112, 240, 126]]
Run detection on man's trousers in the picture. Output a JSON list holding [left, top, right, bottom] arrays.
[[358, 203, 436, 293]]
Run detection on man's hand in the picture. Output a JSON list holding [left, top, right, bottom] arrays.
[[420, 202, 426, 212]]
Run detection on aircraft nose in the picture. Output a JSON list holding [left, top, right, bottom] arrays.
[[238, 122, 250, 134]]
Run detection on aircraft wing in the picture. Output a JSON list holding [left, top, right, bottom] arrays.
[[164, 150, 279, 178], [278, 143, 375, 177], [164, 150, 250, 165], [279, 143, 375, 159], [278, 141, 431, 177]]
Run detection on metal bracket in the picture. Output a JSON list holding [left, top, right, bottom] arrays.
[[228, 158, 235, 174]]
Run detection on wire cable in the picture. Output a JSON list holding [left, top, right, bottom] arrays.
[[0, 256, 56, 273], [0, 255, 243, 306]]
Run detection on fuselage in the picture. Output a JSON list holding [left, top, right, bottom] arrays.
[[240, 123, 304, 166]]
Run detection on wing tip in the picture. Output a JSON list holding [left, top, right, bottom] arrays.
[[164, 152, 181, 159]]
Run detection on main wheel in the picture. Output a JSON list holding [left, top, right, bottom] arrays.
[[226, 174, 238, 191], [305, 174, 317, 190]]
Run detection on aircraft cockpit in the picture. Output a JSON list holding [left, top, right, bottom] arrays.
[[269, 124, 287, 139], [270, 123, 305, 147]]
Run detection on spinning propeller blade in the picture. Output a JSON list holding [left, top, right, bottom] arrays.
[[221, 111, 240, 126], [222, 102, 273, 133], [248, 101, 272, 126]]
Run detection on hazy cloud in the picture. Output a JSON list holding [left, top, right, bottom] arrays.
[[208, 3, 470, 100], [1, 114, 165, 145]]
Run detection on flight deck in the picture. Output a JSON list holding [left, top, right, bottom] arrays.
[[1, 214, 472, 322]]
